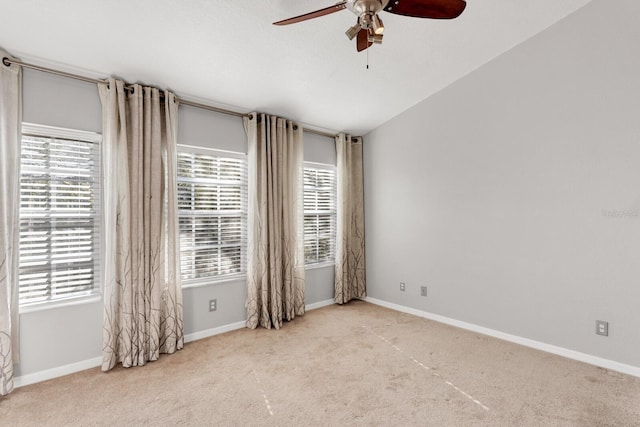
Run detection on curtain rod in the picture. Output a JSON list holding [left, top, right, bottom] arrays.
[[2, 56, 339, 140]]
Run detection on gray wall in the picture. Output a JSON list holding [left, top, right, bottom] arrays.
[[364, 0, 640, 368], [17, 71, 336, 378]]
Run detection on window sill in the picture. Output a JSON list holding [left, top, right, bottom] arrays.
[[19, 294, 102, 315], [305, 261, 335, 271], [181, 274, 247, 289], [180, 264, 334, 289]]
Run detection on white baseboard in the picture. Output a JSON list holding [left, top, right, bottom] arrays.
[[184, 299, 334, 343], [184, 320, 247, 343], [14, 356, 103, 388], [306, 299, 335, 311], [14, 323, 249, 389], [15, 301, 336, 388], [364, 297, 640, 378]]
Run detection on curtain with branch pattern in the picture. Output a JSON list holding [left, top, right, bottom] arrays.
[[334, 134, 366, 304], [99, 78, 183, 371], [0, 50, 21, 395], [244, 113, 305, 329]]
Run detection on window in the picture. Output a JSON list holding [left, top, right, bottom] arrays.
[[19, 123, 102, 306], [303, 163, 336, 265], [177, 146, 247, 284]]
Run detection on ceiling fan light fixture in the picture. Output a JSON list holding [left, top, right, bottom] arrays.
[[372, 14, 384, 34], [360, 13, 373, 29], [273, 0, 468, 53], [368, 33, 383, 44], [345, 23, 362, 40]]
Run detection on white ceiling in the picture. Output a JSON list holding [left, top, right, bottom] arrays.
[[0, 0, 593, 135]]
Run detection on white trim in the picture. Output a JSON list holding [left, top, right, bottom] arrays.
[[19, 122, 103, 310], [184, 299, 335, 342], [184, 320, 247, 343], [15, 321, 250, 388], [181, 274, 246, 289], [14, 322, 251, 388], [176, 147, 248, 282], [305, 261, 335, 271], [304, 161, 336, 171], [19, 294, 102, 314], [177, 144, 246, 159], [15, 300, 336, 388], [306, 299, 334, 311], [303, 163, 337, 265], [364, 297, 640, 379], [22, 122, 101, 143], [14, 356, 103, 388]]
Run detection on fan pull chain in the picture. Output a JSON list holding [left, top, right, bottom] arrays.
[[366, 46, 369, 69]]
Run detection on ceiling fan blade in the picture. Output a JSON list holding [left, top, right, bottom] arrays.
[[274, 1, 347, 26], [383, 0, 466, 19], [356, 29, 373, 52]]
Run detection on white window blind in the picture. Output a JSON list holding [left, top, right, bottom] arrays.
[[19, 124, 102, 306], [303, 163, 336, 264], [177, 147, 247, 283]]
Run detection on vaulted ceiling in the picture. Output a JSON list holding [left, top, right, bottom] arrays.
[[0, 0, 593, 134]]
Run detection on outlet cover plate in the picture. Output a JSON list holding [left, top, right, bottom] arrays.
[[596, 320, 608, 336], [400, 282, 406, 292], [420, 286, 427, 297], [209, 299, 217, 312]]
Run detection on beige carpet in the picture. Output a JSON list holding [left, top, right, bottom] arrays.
[[2, 301, 639, 426]]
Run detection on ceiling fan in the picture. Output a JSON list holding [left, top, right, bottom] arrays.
[[274, 0, 467, 52]]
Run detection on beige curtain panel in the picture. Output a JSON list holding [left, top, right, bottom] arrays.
[[99, 79, 184, 371], [244, 113, 305, 329], [0, 50, 22, 395], [335, 134, 366, 304]]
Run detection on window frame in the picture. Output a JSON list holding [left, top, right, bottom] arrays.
[[18, 122, 103, 312], [176, 144, 248, 288], [303, 161, 337, 268]]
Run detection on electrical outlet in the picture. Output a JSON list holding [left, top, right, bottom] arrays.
[[209, 299, 217, 312], [420, 286, 427, 297], [400, 282, 406, 292], [595, 320, 608, 336]]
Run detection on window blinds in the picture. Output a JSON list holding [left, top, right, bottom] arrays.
[[303, 165, 336, 264], [19, 127, 101, 305], [177, 150, 247, 282]]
